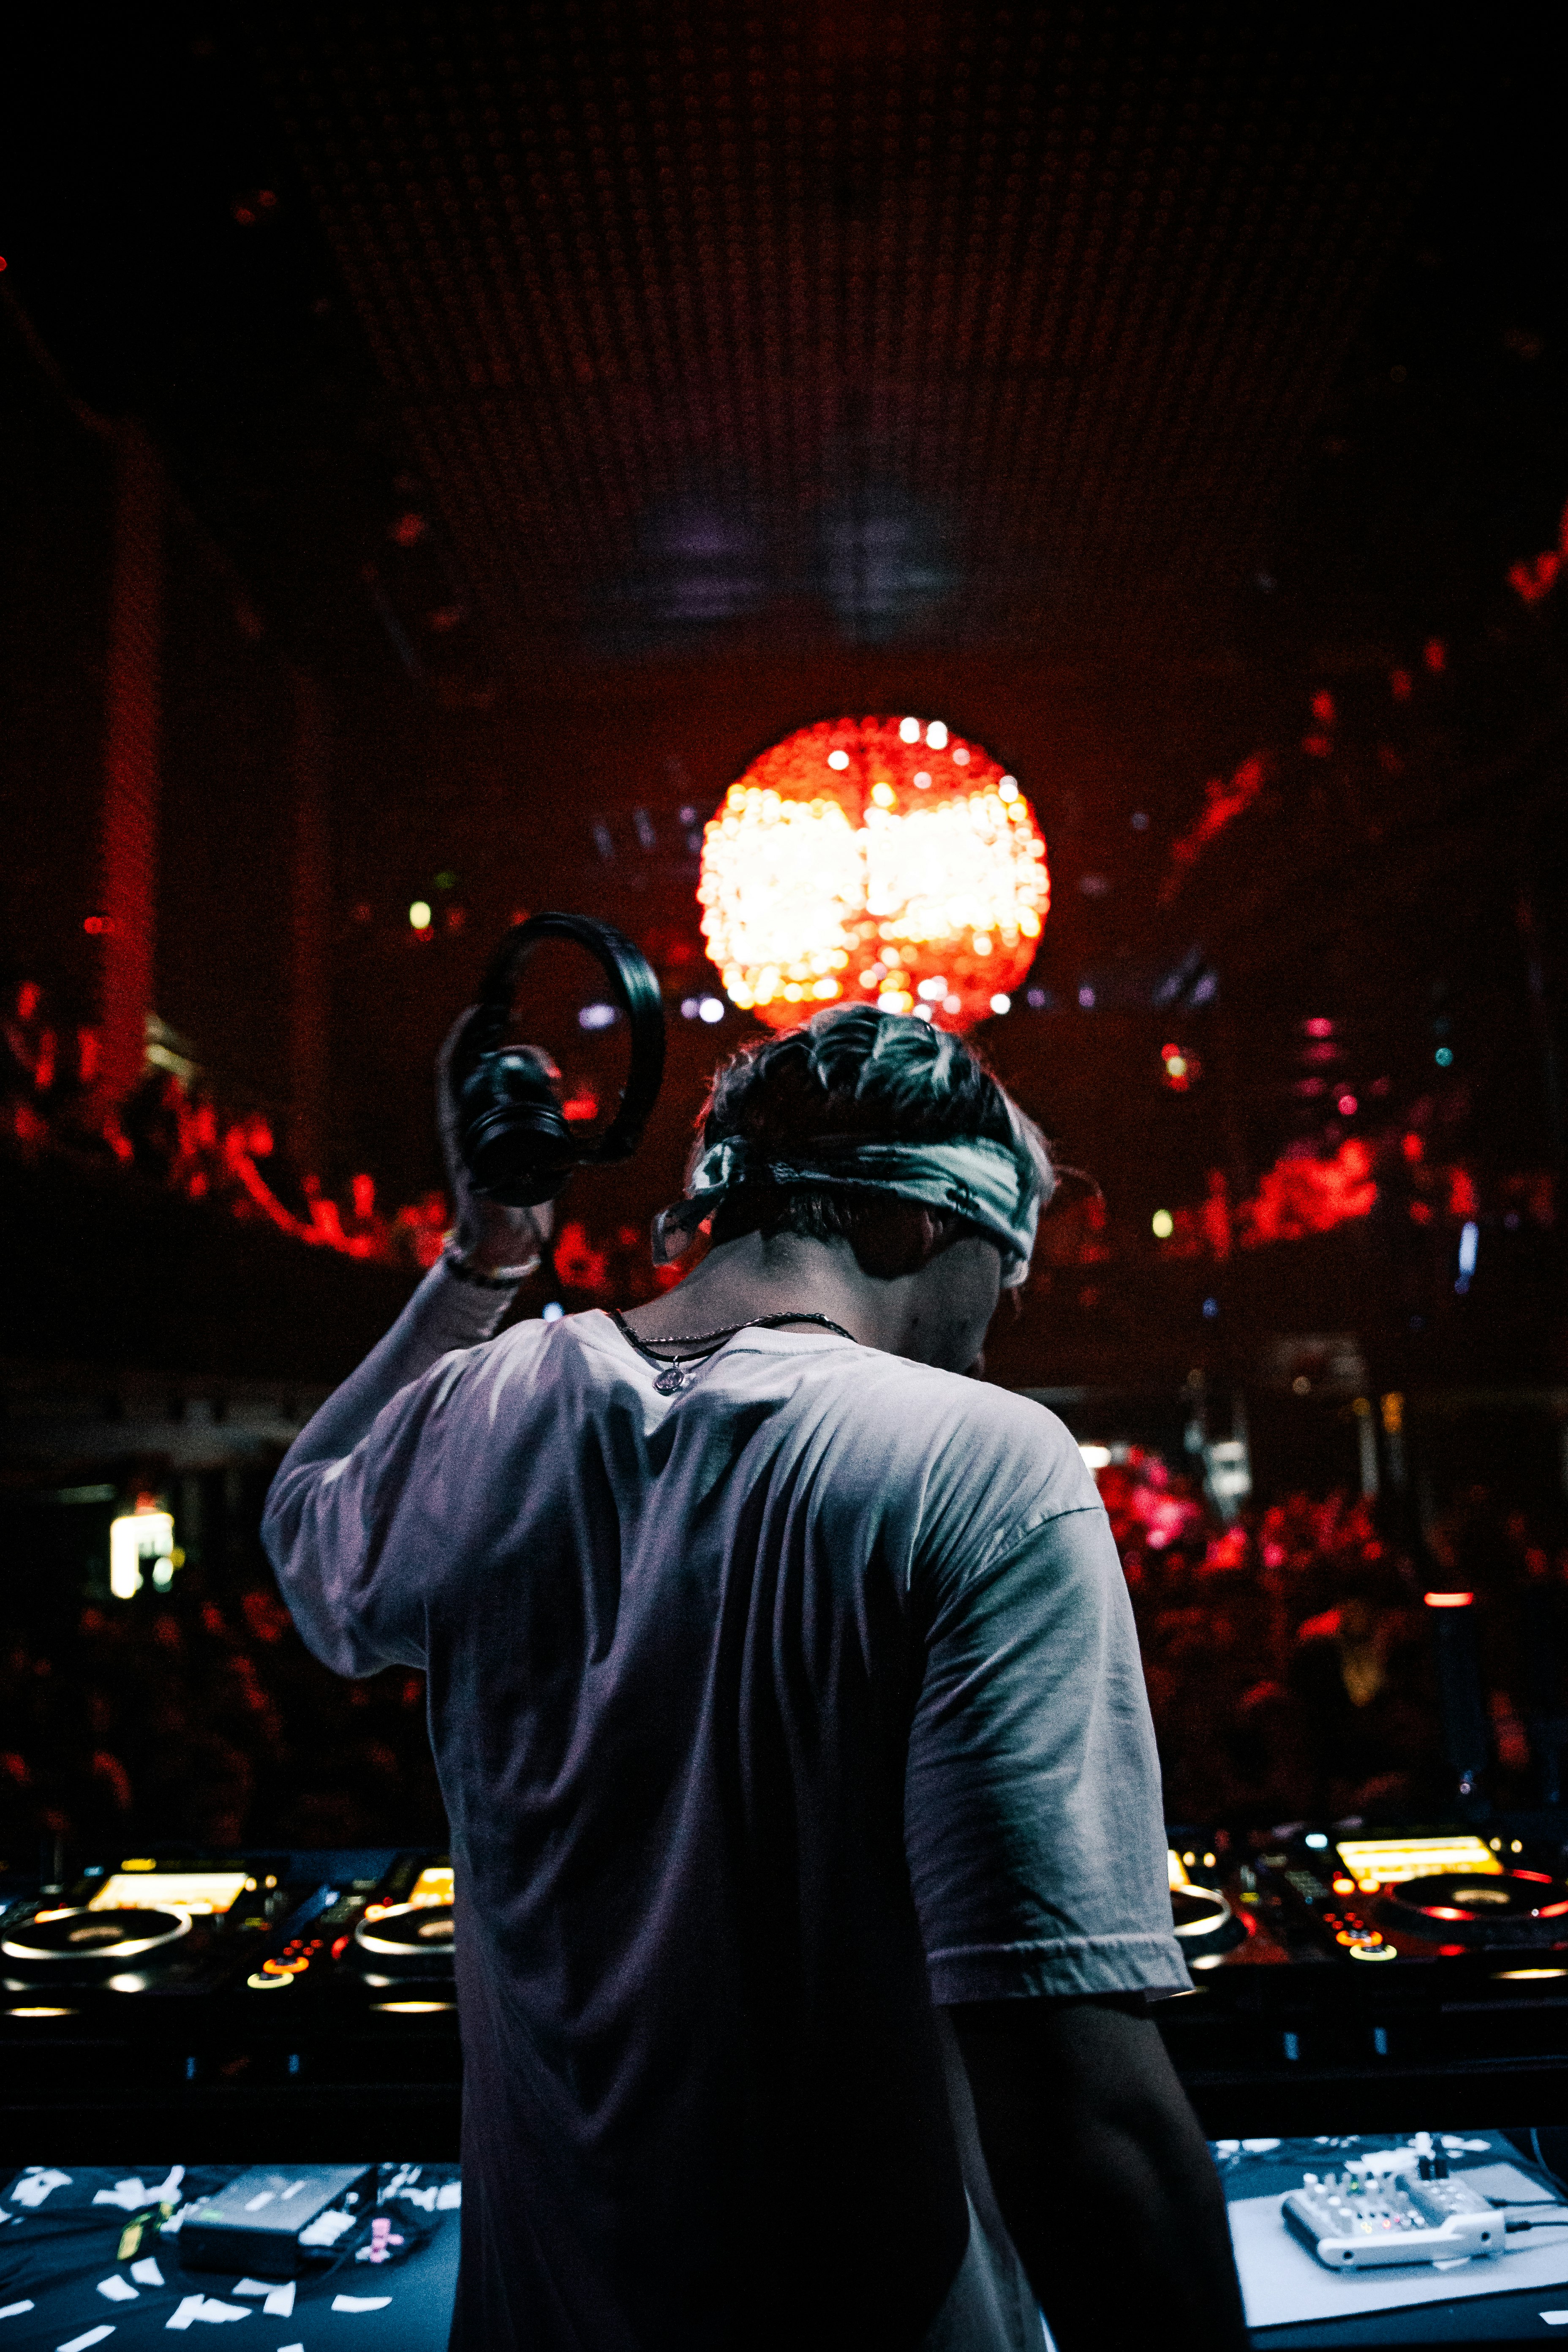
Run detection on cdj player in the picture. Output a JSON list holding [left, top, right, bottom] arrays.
[[1254, 1827, 1568, 1966], [1166, 1838, 1290, 1973], [1157, 1818, 1568, 2126], [0, 1851, 462, 2156], [1, 1858, 297, 2005], [354, 1860, 455, 1991]]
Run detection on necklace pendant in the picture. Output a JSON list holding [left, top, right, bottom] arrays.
[[653, 1364, 694, 1395]]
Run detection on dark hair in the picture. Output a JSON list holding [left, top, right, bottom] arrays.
[[690, 1005, 1051, 1257]]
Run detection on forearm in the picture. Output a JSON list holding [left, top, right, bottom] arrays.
[[280, 1256, 520, 1474], [952, 2000, 1249, 2352]]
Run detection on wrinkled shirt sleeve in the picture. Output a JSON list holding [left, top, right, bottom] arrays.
[[906, 1499, 1189, 2004], [262, 1351, 474, 1678]]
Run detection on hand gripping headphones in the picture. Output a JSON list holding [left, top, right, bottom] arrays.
[[450, 913, 667, 1206]]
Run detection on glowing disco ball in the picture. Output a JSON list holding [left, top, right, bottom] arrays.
[[698, 716, 1050, 1031]]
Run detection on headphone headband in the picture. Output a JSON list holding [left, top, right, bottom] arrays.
[[453, 913, 666, 1202]]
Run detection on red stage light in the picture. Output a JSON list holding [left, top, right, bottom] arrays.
[[698, 717, 1049, 1031], [1423, 1591, 1475, 1609]]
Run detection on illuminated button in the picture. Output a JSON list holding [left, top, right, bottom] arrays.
[[1348, 1942, 1396, 1961], [1332, 1878, 1356, 1894], [247, 1971, 291, 1990]]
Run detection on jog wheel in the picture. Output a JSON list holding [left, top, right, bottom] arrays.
[[1, 1906, 192, 1971], [1171, 1885, 1243, 1962], [1378, 1872, 1568, 1948], [354, 1902, 455, 1972]]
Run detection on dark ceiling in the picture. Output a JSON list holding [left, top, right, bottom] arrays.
[[6, 2, 1565, 700], [11, 2, 1560, 696], [255, 1, 1441, 667]]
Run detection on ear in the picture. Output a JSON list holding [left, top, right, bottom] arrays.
[[850, 1202, 958, 1281]]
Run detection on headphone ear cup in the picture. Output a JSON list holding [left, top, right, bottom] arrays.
[[457, 1050, 574, 1206]]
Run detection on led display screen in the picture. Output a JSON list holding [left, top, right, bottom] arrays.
[[87, 1870, 250, 1916], [1335, 1835, 1503, 1887]]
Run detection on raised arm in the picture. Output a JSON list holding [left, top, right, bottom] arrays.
[[277, 1017, 551, 1475], [950, 1995, 1249, 2352], [260, 1024, 551, 1676]]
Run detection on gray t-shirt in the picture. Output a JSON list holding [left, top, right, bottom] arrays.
[[264, 1310, 1185, 2351]]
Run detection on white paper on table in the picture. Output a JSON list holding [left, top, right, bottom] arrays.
[[332, 2296, 391, 2312], [229, 2284, 271, 2299], [8, 2170, 71, 2208], [1229, 2180, 1568, 2330], [130, 2260, 165, 2289], [262, 2284, 294, 2319], [94, 2168, 184, 2213], [58, 2328, 116, 2352], [436, 2182, 461, 2209], [0, 2306, 35, 2323], [96, 2276, 139, 2301], [165, 2295, 251, 2328]]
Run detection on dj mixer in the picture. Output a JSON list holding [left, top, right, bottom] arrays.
[[241, 1856, 454, 2008]]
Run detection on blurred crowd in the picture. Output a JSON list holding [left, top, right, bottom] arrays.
[[1, 1575, 447, 1861], [3, 972, 681, 1301], [3, 972, 458, 1270], [1103, 1454, 1568, 1824], [4, 1447, 1565, 1869]]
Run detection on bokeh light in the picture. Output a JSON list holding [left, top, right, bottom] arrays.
[[697, 716, 1050, 1030]]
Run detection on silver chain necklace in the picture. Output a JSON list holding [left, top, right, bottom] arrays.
[[607, 1308, 857, 1394]]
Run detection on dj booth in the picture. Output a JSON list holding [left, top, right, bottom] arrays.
[[5, 1820, 1568, 2346]]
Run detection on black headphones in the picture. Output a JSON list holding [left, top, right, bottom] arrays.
[[451, 913, 666, 1206]]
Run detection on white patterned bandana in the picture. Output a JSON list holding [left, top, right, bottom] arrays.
[[651, 1133, 1047, 1285]]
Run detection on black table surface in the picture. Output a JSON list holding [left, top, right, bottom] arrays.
[[8, 2139, 1568, 2351], [0, 2164, 458, 2352]]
